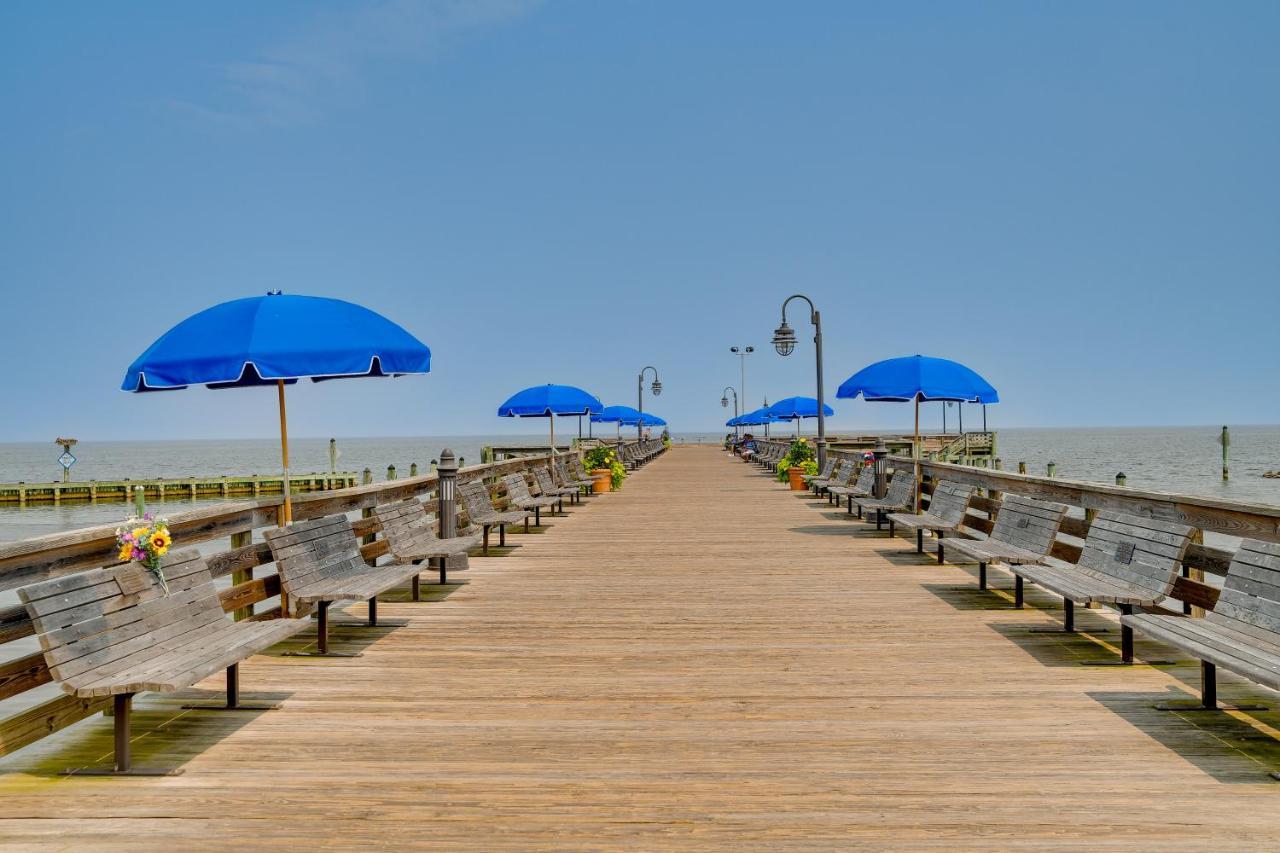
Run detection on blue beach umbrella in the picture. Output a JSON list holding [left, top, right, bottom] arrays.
[[122, 292, 431, 522], [498, 384, 602, 455], [591, 404, 641, 441], [837, 354, 998, 508], [767, 396, 835, 437]]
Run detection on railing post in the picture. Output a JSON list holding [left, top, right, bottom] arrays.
[[872, 438, 889, 499], [1116, 472, 1127, 487], [410, 462, 418, 478], [387, 465, 397, 481], [132, 485, 145, 517], [230, 530, 253, 621], [1018, 461, 1027, 475], [1046, 462, 1056, 478]]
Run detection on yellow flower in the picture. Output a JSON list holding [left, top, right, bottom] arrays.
[[149, 531, 169, 552], [117, 546, 132, 562], [132, 527, 148, 540]]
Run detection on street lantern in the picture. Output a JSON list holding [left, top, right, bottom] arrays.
[[771, 321, 797, 356], [772, 295, 827, 470]]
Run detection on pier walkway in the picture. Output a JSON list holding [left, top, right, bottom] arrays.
[[1, 446, 1279, 847]]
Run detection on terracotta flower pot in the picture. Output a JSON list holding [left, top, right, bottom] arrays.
[[590, 469, 612, 494], [787, 466, 806, 491]]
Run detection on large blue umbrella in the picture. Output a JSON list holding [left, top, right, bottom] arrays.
[[591, 404, 641, 441], [632, 412, 666, 427], [837, 354, 999, 509], [498, 384, 602, 455], [123, 292, 431, 522], [767, 396, 835, 437]]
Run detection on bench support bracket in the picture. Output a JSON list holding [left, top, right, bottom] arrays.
[[66, 693, 183, 777]]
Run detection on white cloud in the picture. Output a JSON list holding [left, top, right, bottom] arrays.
[[176, 0, 540, 127]]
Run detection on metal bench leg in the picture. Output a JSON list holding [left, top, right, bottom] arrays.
[[888, 517, 895, 537], [183, 663, 284, 711], [499, 524, 507, 547], [534, 507, 541, 526], [1084, 605, 1173, 667], [1155, 660, 1268, 711], [67, 693, 181, 776], [979, 561, 987, 590], [482, 526, 490, 556], [283, 601, 361, 658], [916, 529, 923, 553], [1013, 573, 1021, 606], [876, 510, 884, 531], [412, 575, 421, 601], [936, 542, 945, 565]]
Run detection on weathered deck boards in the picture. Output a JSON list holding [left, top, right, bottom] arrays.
[[1, 446, 1279, 848]]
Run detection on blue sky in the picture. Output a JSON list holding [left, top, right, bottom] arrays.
[[2, 1, 1277, 441]]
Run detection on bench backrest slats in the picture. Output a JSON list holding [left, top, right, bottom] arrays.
[[926, 480, 975, 525], [882, 467, 916, 505], [373, 498, 442, 558], [828, 460, 853, 486], [815, 458, 836, 480], [533, 467, 561, 496], [459, 479, 500, 523], [502, 474, 535, 502], [1208, 539, 1280, 641], [17, 550, 224, 685], [853, 463, 876, 494], [989, 494, 1070, 555], [1075, 510, 1195, 597], [264, 515, 367, 595]]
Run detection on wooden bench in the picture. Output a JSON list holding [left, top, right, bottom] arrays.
[[887, 480, 976, 554], [1123, 538, 1280, 728], [501, 473, 559, 526], [1012, 511, 1195, 662], [804, 458, 837, 491], [555, 459, 595, 496], [459, 478, 530, 554], [533, 466, 577, 508], [814, 460, 853, 501], [373, 498, 481, 587], [264, 515, 422, 657], [855, 468, 917, 532], [18, 550, 305, 774], [941, 494, 1070, 590], [830, 464, 878, 514]]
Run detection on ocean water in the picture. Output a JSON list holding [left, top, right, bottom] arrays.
[[0, 427, 1276, 542]]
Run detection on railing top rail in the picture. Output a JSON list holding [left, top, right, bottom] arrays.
[[0, 453, 559, 592], [886, 454, 1280, 542]]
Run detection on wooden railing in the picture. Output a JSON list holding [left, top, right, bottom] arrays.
[[833, 452, 1280, 614], [0, 444, 650, 759]]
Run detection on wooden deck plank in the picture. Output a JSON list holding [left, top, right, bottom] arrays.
[[0, 446, 1278, 849]]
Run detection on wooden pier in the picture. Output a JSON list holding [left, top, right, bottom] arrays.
[[0, 446, 1278, 847], [0, 472, 359, 505]]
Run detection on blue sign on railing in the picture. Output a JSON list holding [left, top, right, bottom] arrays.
[[58, 451, 77, 470]]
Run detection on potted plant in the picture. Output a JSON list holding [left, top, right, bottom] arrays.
[[776, 438, 816, 490], [584, 446, 626, 493]]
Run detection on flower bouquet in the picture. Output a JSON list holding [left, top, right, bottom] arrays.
[[115, 513, 172, 593]]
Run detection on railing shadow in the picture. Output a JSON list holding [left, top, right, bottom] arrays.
[[1087, 686, 1280, 784]]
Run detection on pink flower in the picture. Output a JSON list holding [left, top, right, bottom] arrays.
[[131, 548, 146, 561]]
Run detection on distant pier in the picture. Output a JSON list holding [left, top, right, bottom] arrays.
[[0, 472, 359, 505]]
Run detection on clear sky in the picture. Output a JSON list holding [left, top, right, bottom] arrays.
[[2, 1, 1277, 441]]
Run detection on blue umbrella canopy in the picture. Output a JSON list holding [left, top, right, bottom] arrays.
[[591, 404, 642, 424], [499, 384, 602, 455], [498, 384, 602, 418], [737, 407, 783, 426], [835, 354, 998, 403], [122, 293, 430, 391], [122, 292, 431, 523], [766, 397, 835, 420], [632, 412, 666, 427]]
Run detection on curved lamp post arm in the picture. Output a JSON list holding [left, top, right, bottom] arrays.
[[637, 366, 661, 442], [720, 385, 739, 438], [773, 294, 827, 470]]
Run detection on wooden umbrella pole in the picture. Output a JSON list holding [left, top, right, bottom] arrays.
[[913, 394, 921, 512], [277, 380, 293, 525], [549, 414, 556, 460]]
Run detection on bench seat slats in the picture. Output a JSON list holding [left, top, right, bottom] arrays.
[[18, 549, 306, 700], [501, 474, 558, 509], [1122, 612, 1280, 691]]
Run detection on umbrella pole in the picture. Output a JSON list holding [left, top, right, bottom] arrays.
[[913, 395, 921, 512], [550, 415, 556, 461], [277, 380, 293, 525]]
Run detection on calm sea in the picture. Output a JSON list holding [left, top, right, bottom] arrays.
[[0, 427, 1277, 542]]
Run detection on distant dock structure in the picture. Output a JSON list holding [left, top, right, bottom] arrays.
[[0, 472, 359, 505]]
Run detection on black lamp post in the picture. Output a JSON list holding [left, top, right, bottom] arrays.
[[721, 386, 739, 439], [772, 295, 827, 471], [729, 346, 754, 414], [638, 366, 661, 442]]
